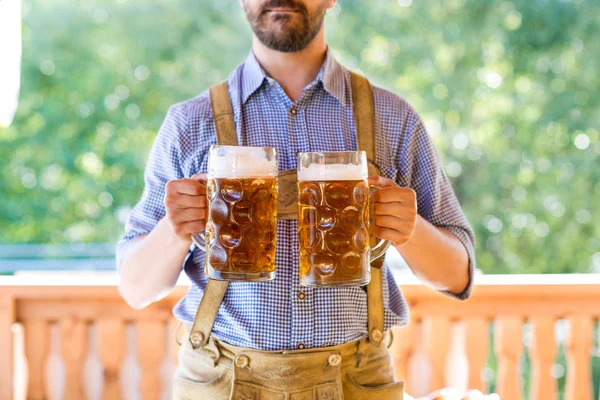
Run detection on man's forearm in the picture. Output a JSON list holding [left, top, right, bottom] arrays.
[[118, 217, 191, 309], [396, 215, 470, 294]]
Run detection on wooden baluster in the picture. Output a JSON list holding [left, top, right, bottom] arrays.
[[0, 295, 15, 400], [465, 317, 489, 393], [424, 316, 451, 392], [168, 318, 182, 367], [530, 317, 557, 400], [61, 318, 88, 400], [137, 321, 166, 400], [24, 320, 50, 400], [98, 318, 125, 400], [565, 316, 593, 400], [390, 322, 416, 392], [494, 317, 523, 400]]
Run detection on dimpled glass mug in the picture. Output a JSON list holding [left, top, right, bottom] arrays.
[[192, 145, 278, 282], [297, 151, 391, 287]]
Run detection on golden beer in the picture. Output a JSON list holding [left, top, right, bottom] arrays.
[[204, 176, 277, 280], [192, 145, 278, 282], [297, 151, 390, 287], [298, 179, 370, 285]]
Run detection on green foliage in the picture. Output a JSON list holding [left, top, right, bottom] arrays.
[[1, 0, 599, 275]]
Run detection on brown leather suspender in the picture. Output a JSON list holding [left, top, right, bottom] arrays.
[[189, 73, 386, 349]]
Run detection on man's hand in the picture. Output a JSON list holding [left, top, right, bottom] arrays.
[[164, 173, 208, 242], [368, 176, 418, 246]]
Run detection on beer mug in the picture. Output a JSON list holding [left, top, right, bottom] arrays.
[[297, 151, 391, 287], [192, 145, 278, 282]]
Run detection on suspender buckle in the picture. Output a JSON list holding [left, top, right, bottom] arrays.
[[277, 169, 299, 220]]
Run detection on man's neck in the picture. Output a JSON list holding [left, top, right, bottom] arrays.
[[252, 29, 327, 102]]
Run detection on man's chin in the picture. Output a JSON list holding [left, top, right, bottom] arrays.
[[259, 22, 304, 39]]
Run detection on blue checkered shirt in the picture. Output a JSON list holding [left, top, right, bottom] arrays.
[[117, 49, 476, 351]]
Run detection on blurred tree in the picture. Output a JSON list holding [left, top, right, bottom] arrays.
[[0, 0, 598, 276]]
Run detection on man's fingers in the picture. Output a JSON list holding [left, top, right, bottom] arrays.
[[190, 172, 208, 182], [172, 220, 206, 237], [170, 208, 207, 224], [371, 225, 413, 246], [373, 215, 412, 230], [373, 202, 405, 217], [372, 186, 417, 205], [367, 175, 396, 188], [166, 178, 207, 196], [166, 194, 207, 210], [373, 202, 417, 220]]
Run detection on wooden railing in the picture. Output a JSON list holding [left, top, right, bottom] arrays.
[[2, 273, 600, 400]]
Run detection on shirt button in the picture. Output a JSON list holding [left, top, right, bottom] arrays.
[[297, 292, 306, 300], [297, 343, 306, 350], [290, 107, 297, 115], [268, 80, 274, 87]]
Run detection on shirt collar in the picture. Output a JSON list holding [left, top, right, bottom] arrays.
[[321, 47, 347, 105], [240, 47, 348, 105], [240, 52, 269, 104]]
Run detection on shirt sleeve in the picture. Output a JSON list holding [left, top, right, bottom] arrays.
[[116, 103, 188, 269], [396, 110, 476, 300]]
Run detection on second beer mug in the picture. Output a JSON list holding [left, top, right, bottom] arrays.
[[297, 151, 391, 287], [192, 145, 278, 282]]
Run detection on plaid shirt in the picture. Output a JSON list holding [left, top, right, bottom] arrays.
[[117, 49, 476, 351]]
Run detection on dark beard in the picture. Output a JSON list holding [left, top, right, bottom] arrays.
[[245, 0, 327, 53]]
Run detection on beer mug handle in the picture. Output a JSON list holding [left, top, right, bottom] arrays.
[[369, 185, 392, 262], [191, 231, 207, 249], [190, 176, 208, 250]]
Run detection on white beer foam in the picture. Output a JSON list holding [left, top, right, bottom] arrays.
[[298, 163, 367, 181], [210, 147, 277, 178]]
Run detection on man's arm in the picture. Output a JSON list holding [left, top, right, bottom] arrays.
[[118, 219, 191, 309], [398, 216, 469, 294], [118, 176, 207, 309], [373, 99, 476, 298], [116, 102, 212, 309], [369, 176, 470, 295]]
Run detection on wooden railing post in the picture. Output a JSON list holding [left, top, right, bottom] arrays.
[[0, 295, 15, 400], [98, 318, 126, 400], [24, 320, 50, 400], [137, 321, 166, 400], [61, 318, 88, 400], [565, 316, 593, 400], [494, 317, 523, 400], [424, 316, 451, 392], [390, 321, 416, 393], [465, 317, 489, 393], [530, 317, 557, 400]]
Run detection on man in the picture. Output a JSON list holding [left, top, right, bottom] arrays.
[[117, 0, 475, 398]]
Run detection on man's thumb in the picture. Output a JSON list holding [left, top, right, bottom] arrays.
[[190, 172, 208, 182]]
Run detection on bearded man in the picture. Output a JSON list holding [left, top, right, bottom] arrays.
[[117, 1, 475, 398]]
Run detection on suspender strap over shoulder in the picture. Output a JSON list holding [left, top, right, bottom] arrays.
[[188, 81, 234, 349], [351, 73, 376, 165], [351, 72, 385, 347], [189, 74, 386, 350], [210, 81, 238, 146]]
